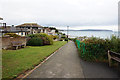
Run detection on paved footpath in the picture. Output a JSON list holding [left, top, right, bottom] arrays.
[[27, 41, 119, 78]]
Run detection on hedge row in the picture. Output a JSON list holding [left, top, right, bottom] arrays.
[[76, 36, 120, 61]]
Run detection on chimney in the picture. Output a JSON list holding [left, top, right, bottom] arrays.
[[3, 23, 6, 28], [12, 25, 14, 27]]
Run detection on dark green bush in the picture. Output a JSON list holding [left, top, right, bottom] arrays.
[[73, 38, 77, 42], [60, 38, 64, 41], [76, 36, 120, 61], [27, 37, 43, 46], [65, 38, 68, 41], [109, 35, 120, 53], [27, 33, 53, 45]]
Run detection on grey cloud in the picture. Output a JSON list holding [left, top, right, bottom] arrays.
[[0, 0, 119, 29]]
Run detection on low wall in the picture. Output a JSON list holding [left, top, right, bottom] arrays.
[[0, 37, 27, 49]]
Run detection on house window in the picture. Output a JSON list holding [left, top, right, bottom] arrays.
[[21, 32, 23, 35]]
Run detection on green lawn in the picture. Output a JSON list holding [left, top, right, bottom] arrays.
[[2, 41, 67, 78]]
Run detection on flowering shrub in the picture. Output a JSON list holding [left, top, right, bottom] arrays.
[[76, 36, 120, 61]]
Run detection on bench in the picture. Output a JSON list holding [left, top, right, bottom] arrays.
[[108, 50, 120, 67], [11, 41, 25, 50]]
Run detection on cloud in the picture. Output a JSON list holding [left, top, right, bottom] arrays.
[[0, 0, 119, 30]]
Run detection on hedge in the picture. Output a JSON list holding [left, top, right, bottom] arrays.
[[27, 37, 43, 46], [27, 33, 53, 45], [75, 36, 120, 61]]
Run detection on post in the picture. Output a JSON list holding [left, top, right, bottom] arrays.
[[108, 50, 112, 67], [67, 26, 69, 43]]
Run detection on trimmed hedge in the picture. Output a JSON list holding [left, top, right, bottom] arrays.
[[27, 33, 53, 45], [27, 37, 43, 46]]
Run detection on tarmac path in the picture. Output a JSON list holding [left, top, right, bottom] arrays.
[[27, 41, 119, 78]]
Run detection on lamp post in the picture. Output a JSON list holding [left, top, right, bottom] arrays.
[[67, 26, 69, 42]]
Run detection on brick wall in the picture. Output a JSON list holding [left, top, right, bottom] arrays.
[[0, 37, 27, 49]]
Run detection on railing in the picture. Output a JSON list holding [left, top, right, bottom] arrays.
[[108, 50, 120, 67]]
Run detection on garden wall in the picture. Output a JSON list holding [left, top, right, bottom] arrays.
[[0, 36, 27, 49]]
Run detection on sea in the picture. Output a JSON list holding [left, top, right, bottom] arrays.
[[60, 31, 119, 39]]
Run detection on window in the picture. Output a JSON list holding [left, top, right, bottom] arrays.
[[21, 32, 23, 35]]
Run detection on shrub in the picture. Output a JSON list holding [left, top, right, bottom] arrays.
[[27, 37, 43, 46], [109, 35, 120, 53], [52, 35, 58, 40], [27, 33, 53, 45], [73, 38, 77, 42], [60, 38, 64, 41], [65, 38, 68, 41], [61, 35, 66, 38], [4, 33, 21, 37], [78, 38, 107, 61], [76, 36, 120, 61]]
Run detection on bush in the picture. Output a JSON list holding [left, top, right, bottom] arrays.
[[109, 35, 120, 53], [27, 37, 43, 46], [60, 38, 64, 41], [50, 35, 58, 40], [73, 38, 77, 42], [61, 35, 66, 38], [78, 38, 107, 61], [65, 38, 68, 41], [4, 33, 21, 37], [76, 36, 120, 61], [27, 33, 53, 45]]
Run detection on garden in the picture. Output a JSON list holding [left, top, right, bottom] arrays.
[[2, 33, 67, 78]]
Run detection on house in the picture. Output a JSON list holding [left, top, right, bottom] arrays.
[[48, 29, 56, 35], [16, 23, 44, 34], [0, 26, 30, 36], [43, 27, 57, 35]]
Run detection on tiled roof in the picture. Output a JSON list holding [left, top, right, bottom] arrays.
[[16, 23, 43, 28]]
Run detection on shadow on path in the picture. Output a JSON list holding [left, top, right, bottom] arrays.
[[79, 58, 120, 78]]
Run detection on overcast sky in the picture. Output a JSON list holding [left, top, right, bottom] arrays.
[[0, 0, 119, 31]]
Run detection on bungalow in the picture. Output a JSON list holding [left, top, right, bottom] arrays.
[[0, 26, 30, 36], [16, 23, 44, 34]]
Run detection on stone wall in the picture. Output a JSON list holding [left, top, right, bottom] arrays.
[[0, 37, 27, 49]]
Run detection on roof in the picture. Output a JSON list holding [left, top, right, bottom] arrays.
[[16, 23, 43, 28], [0, 17, 3, 20]]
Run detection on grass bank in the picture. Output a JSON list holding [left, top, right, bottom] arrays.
[[2, 41, 67, 78]]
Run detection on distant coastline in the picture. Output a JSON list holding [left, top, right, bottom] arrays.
[[59, 29, 113, 32]]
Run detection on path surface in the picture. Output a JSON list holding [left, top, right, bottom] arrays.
[[27, 41, 84, 78], [27, 41, 119, 78]]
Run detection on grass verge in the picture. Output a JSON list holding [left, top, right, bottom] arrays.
[[2, 41, 67, 78]]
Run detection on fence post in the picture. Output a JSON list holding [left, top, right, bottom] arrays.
[[76, 40, 80, 49], [108, 50, 112, 67], [83, 43, 85, 55]]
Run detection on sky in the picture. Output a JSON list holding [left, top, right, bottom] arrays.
[[0, 0, 119, 31]]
